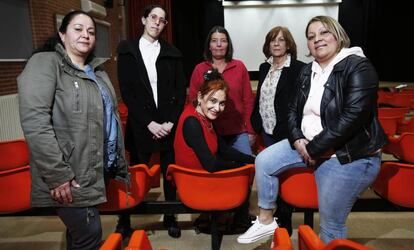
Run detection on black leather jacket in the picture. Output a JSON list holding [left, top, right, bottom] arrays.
[[288, 55, 387, 164]]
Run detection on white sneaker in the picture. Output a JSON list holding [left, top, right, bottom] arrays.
[[237, 216, 278, 244]]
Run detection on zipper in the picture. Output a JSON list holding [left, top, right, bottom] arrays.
[[345, 144, 352, 163], [73, 81, 81, 112]]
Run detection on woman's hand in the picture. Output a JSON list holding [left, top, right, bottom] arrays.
[[248, 133, 256, 147], [148, 121, 170, 139], [50, 179, 80, 204], [293, 138, 315, 166], [161, 122, 174, 134]]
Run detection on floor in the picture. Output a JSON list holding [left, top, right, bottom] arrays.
[[1, 153, 414, 250], [1, 182, 414, 250]]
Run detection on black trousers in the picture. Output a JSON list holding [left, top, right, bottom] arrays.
[[56, 206, 102, 250], [133, 149, 176, 201]]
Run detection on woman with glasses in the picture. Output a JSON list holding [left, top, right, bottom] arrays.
[[250, 26, 305, 236], [238, 15, 387, 245], [116, 4, 186, 238]]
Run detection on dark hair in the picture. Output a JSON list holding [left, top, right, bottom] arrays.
[[142, 4, 168, 20], [192, 69, 228, 107], [59, 10, 97, 35], [32, 10, 96, 59], [263, 26, 298, 59], [203, 26, 234, 62]]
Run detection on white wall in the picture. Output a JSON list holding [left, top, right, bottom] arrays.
[[223, 0, 341, 71]]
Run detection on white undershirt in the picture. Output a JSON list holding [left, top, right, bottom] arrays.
[[139, 37, 161, 107], [259, 54, 291, 134], [301, 47, 365, 141]]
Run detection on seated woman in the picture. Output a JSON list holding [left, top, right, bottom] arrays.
[[174, 69, 255, 231]]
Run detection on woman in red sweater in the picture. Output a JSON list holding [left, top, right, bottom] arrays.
[[174, 69, 255, 231], [189, 26, 255, 156]]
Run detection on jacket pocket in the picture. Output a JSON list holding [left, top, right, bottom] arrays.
[[72, 81, 82, 113], [60, 141, 75, 163]]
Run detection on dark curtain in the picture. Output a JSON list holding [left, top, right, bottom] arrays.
[[171, 0, 224, 82], [127, 0, 172, 42], [339, 0, 412, 82], [126, 0, 413, 82]]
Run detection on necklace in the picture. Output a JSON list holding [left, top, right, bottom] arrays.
[[194, 109, 213, 131]]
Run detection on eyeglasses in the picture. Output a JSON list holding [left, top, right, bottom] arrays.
[[147, 14, 168, 25]]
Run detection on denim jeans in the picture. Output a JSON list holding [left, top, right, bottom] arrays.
[[224, 132, 253, 155], [255, 139, 381, 243], [56, 206, 102, 250]]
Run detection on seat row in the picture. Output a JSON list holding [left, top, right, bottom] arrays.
[[100, 225, 372, 250], [2, 131, 414, 250], [0, 138, 255, 250]]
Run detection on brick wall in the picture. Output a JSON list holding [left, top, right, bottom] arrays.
[[0, 0, 123, 98]]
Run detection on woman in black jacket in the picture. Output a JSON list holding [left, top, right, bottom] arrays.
[[239, 16, 387, 245], [251, 26, 305, 146], [116, 4, 186, 238], [250, 26, 305, 235]]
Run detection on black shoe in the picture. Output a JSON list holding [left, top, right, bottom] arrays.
[[163, 215, 181, 238], [275, 215, 292, 236], [230, 213, 255, 234]]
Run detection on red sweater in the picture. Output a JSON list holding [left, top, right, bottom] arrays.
[[174, 105, 218, 170], [189, 60, 255, 135]]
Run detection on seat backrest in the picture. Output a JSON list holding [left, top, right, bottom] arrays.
[[279, 168, 318, 209], [397, 117, 414, 134], [126, 230, 153, 250], [399, 133, 414, 163], [372, 161, 414, 208], [378, 116, 400, 136], [99, 164, 160, 211], [0, 139, 29, 171], [324, 239, 373, 250], [272, 228, 293, 250], [378, 107, 409, 118], [166, 164, 254, 211], [99, 233, 122, 250], [390, 93, 414, 108], [298, 225, 325, 250]]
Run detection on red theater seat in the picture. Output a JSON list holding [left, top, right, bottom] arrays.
[[0, 139, 31, 213], [298, 225, 373, 250], [372, 161, 414, 208], [167, 164, 254, 250], [99, 164, 160, 211]]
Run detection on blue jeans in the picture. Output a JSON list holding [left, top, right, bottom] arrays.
[[224, 132, 253, 155], [255, 139, 381, 243]]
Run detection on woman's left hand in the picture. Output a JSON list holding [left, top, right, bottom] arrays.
[[248, 134, 256, 147], [294, 139, 315, 166], [50, 179, 80, 204]]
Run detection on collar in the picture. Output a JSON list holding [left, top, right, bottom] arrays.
[[139, 36, 160, 48], [266, 54, 291, 69], [312, 47, 365, 75], [55, 43, 107, 71]]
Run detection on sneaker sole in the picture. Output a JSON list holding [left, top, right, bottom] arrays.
[[237, 229, 276, 244]]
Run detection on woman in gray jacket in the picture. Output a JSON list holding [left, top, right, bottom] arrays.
[[18, 10, 128, 249]]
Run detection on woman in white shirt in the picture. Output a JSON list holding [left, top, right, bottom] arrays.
[[117, 4, 187, 238]]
